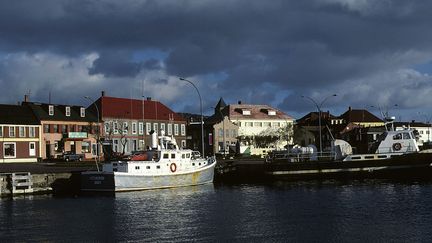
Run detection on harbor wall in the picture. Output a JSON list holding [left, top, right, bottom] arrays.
[[0, 172, 81, 197]]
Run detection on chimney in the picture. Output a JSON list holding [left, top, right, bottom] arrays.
[[24, 94, 29, 102], [101, 91, 105, 97], [147, 97, 152, 101], [238, 100, 242, 104], [349, 106, 352, 111]]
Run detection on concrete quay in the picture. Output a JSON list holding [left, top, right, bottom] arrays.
[[0, 162, 97, 197]]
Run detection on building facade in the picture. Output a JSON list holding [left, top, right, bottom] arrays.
[[0, 104, 42, 163], [90, 93, 187, 157], [23, 101, 100, 160]]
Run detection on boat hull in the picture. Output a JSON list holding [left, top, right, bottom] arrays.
[[81, 162, 216, 192], [265, 152, 432, 180]]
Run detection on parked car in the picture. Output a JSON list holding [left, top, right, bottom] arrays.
[[60, 151, 84, 162]]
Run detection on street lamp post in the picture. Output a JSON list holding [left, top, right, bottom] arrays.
[[84, 96, 100, 171], [302, 94, 337, 154], [179, 77, 205, 157]]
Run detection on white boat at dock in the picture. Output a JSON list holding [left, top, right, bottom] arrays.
[[81, 131, 216, 192]]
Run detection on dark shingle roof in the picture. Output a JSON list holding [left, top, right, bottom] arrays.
[[0, 104, 40, 125], [23, 102, 98, 122]]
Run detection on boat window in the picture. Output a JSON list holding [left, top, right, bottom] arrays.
[[377, 155, 388, 159], [156, 165, 160, 169], [135, 166, 140, 170], [163, 153, 169, 159], [171, 154, 175, 159], [351, 156, 361, 160], [146, 166, 150, 169], [199, 163, 201, 166], [403, 133, 411, 139], [182, 154, 186, 159], [192, 163, 195, 166], [393, 133, 402, 140], [364, 156, 374, 159], [113, 163, 117, 166], [186, 154, 190, 158], [113, 168, 118, 172]]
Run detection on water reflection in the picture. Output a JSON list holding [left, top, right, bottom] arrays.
[[2, 180, 432, 242]]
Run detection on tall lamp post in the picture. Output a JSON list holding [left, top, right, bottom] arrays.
[[302, 94, 337, 154], [84, 96, 100, 171], [179, 77, 205, 157]]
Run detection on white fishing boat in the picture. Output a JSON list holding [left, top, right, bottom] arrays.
[[81, 131, 216, 192]]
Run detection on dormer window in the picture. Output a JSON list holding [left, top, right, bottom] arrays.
[[242, 110, 251, 115], [49, 105, 54, 116], [268, 110, 276, 116], [65, 107, 71, 117], [80, 107, 85, 117]]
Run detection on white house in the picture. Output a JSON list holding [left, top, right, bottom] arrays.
[[226, 101, 294, 156]]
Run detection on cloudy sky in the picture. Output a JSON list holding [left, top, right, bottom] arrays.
[[1, 0, 432, 121]]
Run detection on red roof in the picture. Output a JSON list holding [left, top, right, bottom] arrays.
[[99, 96, 185, 122]]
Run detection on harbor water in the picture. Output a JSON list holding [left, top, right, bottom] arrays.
[[2, 179, 432, 242]]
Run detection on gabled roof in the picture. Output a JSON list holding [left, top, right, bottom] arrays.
[[0, 104, 40, 125], [227, 104, 293, 120], [339, 107, 383, 123], [23, 102, 98, 122], [98, 96, 185, 122], [296, 111, 337, 126]]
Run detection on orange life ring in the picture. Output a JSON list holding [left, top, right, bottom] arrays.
[[393, 143, 402, 151], [170, 163, 177, 173]]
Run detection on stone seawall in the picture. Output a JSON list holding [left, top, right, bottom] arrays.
[[0, 172, 81, 197]]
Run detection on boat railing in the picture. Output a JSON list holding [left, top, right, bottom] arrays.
[[271, 151, 335, 163]]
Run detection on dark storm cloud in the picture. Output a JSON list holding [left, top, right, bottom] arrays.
[[2, 0, 432, 117]]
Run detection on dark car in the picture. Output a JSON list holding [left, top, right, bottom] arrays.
[[60, 151, 84, 162]]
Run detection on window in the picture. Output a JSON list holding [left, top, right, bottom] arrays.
[[49, 105, 54, 116], [4, 143, 16, 158], [82, 141, 91, 153], [273, 122, 281, 127], [113, 122, 119, 134], [138, 122, 144, 135], [254, 122, 262, 127], [80, 107, 85, 117], [44, 124, 50, 133], [123, 122, 128, 134], [161, 123, 166, 133], [268, 110, 276, 116], [181, 140, 186, 148], [171, 154, 175, 159], [264, 122, 271, 127], [242, 110, 251, 115], [181, 124, 186, 136], [9, 126, 15, 137], [146, 122, 151, 135], [113, 139, 119, 152], [219, 128, 223, 137], [19, 127, 26, 137], [132, 122, 137, 134], [174, 124, 179, 135], [53, 124, 59, 133], [105, 122, 111, 134], [153, 123, 158, 133], [62, 125, 67, 133], [168, 124, 173, 135], [245, 122, 253, 127], [0, 126, 3, 137], [66, 106, 71, 116]]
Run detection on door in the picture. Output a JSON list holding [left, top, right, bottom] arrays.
[[29, 142, 36, 156]]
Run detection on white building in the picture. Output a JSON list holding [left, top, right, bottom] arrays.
[[224, 101, 294, 156]]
